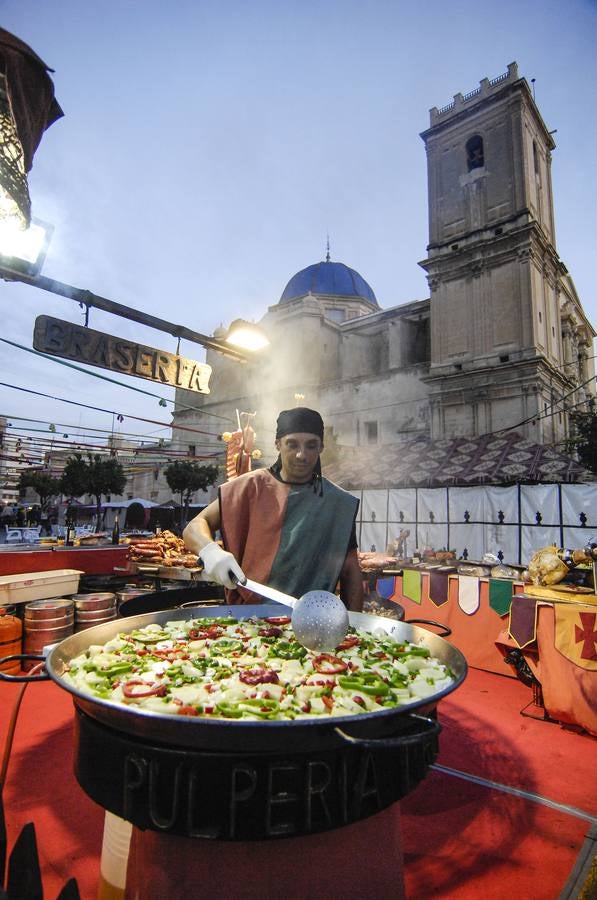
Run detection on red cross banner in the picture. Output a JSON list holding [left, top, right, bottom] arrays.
[[553, 604, 597, 671]]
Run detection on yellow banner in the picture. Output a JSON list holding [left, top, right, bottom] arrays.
[[554, 605, 597, 671]]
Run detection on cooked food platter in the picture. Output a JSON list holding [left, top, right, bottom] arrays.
[[23, 604, 467, 753]]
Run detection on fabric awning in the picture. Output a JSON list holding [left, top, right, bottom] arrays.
[[323, 432, 594, 489]]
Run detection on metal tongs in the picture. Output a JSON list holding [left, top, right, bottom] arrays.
[[233, 575, 349, 652]]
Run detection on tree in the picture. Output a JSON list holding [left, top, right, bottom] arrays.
[[164, 461, 219, 529], [18, 470, 62, 514], [61, 453, 127, 530], [566, 407, 597, 477]]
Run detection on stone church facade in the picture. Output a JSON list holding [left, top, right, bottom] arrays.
[[170, 62, 595, 477]]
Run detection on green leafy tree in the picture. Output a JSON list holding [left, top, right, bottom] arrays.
[[164, 461, 219, 529], [18, 470, 62, 514], [566, 407, 597, 477], [61, 453, 127, 530]]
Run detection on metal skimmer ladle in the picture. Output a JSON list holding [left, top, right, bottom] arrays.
[[236, 576, 349, 652]]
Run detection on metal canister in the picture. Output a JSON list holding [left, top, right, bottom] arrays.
[[0, 606, 23, 675], [73, 593, 117, 631], [115, 588, 147, 613], [23, 599, 74, 669]]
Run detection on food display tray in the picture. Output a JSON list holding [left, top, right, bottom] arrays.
[[0, 569, 84, 605], [115, 561, 205, 581]]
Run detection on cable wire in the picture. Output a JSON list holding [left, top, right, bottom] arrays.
[[0, 337, 233, 423]]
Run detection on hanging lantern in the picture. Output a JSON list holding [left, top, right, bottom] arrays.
[[0, 28, 63, 230], [0, 75, 30, 227]]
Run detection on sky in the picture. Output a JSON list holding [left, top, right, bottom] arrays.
[[0, 0, 596, 454]]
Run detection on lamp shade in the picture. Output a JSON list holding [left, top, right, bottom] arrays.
[[225, 319, 270, 352], [0, 28, 63, 229]]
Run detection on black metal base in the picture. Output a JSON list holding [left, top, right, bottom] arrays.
[[73, 707, 439, 841]]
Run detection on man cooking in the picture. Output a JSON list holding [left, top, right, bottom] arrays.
[[183, 407, 363, 611]]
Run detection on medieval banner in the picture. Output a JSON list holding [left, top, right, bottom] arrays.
[[554, 605, 597, 671]]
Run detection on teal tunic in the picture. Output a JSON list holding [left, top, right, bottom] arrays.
[[219, 469, 359, 602], [268, 478, 358, 597]]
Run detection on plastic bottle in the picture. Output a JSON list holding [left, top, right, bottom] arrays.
[[97, 812, 132, 900], [111, 514, 120, 545], [0, 606, 23, 674]]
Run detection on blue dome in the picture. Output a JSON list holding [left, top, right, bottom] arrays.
[[279, 261, 378, 306]]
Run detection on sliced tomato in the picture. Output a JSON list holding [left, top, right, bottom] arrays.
[[189, 624, 224, 640], [239, 667, 280, 685], [177, 705, 199, 716], [264, 616, 291, 625], [322, 695, 334, 711]]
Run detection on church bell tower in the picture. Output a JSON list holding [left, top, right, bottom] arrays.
[[419, 62, 592, 443]]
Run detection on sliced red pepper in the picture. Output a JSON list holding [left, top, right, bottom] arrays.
[[337, 635, 361, 650], [312, 654, 348, 674], [239, 667, 280, 685], [322, 695, 334, 711], [264, 616, 291, 625], [122, 680, 168, 699]]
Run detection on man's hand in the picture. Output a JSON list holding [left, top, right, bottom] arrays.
[[199, 541, 245, 589]]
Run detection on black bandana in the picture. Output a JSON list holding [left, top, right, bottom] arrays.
[[275, 407, 324, 441]]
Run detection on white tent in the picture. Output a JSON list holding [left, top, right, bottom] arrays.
[[102, 498, 159, 509]]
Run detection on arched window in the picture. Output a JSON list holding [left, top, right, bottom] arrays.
[[466, 135, 484, 171]]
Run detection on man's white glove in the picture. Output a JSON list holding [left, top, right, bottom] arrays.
[[199, 542, 245, 589]]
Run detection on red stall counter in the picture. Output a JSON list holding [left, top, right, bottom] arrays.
[[0, 545, 129, 577]]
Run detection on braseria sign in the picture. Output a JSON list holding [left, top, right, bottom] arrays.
[[33, 315, 211, 394]]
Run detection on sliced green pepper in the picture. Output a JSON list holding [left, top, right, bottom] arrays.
[[190, 616, 237, 627], [215, 701, 244, 718], [238, 698, 281, 719], [383, 642, 430, 660], [402, 645, 431, 658], [338, 674, 390, 696], [128, 629, 171, 644], [82, 659, 133, 678], [209, 638, 243, 655], [269, 640, 307, 660], [387, 671, 408, 688]]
